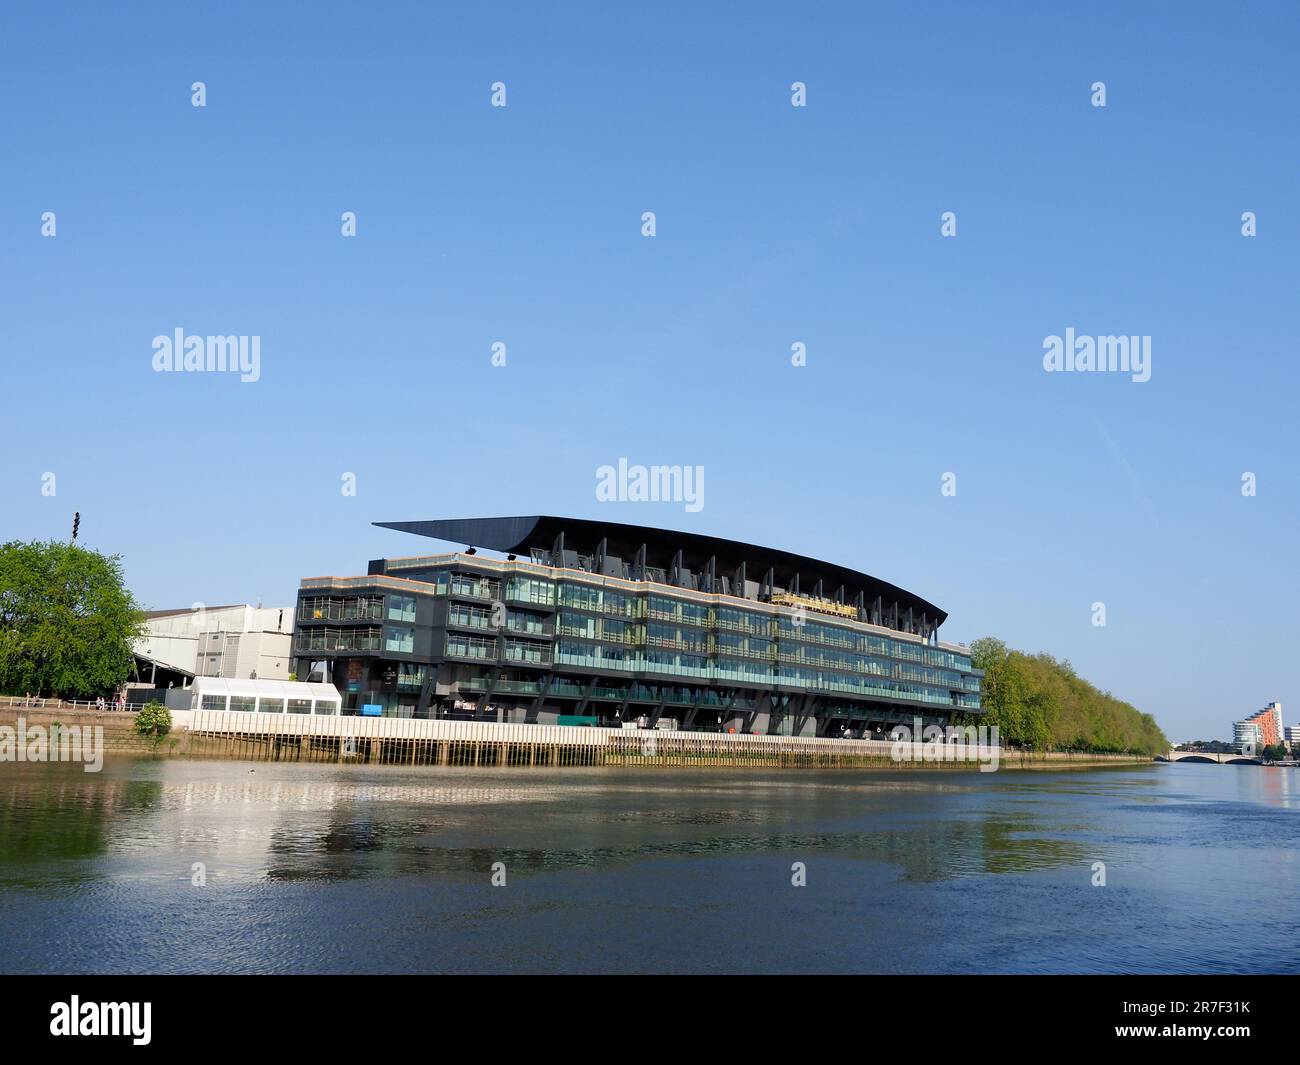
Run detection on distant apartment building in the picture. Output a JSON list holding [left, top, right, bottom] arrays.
[[133, 604, 295, 686], [1232, 701, 1283, 752], [1232, 721, 1262, 751], [1285, 725, 1300, 747]]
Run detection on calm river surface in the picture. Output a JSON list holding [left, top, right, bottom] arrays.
[[1, 758, 1298, 974]]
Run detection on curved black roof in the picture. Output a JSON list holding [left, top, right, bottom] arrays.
[[374, 515, 947, 624]]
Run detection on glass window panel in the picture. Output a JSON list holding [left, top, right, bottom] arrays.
[[384, 625, 414, 653]]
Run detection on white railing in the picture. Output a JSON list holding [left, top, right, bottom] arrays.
[[0, 695, 150, 713], [175, 708, 1007, 761]]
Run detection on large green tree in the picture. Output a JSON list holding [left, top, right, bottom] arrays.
[[0, 540, 145, 699], [970, 636, 1168, 756]]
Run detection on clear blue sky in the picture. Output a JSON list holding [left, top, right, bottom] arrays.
[[2, 1, 1297, 743]]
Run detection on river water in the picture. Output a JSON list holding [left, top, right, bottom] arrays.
[[1, 758, 1297, 974]]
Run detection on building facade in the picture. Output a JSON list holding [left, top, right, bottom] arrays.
[[134, 604, 295, 685], [1232, 721, 1263, 751], [292, 516, 983, 737], [1232, 701, 1283, 752]]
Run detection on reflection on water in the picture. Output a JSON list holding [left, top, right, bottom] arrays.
[[1, 759, 1298, 974]]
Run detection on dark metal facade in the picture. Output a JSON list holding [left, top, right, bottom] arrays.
[[292, 517, 983, 737]]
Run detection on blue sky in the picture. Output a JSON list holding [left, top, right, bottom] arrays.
[[2, 1, 1297, 741]]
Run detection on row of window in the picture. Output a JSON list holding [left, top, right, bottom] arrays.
[[549, 613, 969, 678], [534, 678, 759, 709], [505, 575, 556, 605], [549, 640, 977, 705], [385, 625, 414, 654], [361, 572, 496, 601], [298, 614, 980, 702], [646, 595, 712, 627], [453, 677, 959, 719], [451, 573, 500, 601], [645, 621, 710, 654], [556, 611, 637, 643], [297, 593, 421, 624], [300, 577, 975, 675], [504, 640, 548, 665], [441, 626, 974, 690], [387, 594, 417, 622], [897, 662, 979, 690], [507, 610, 546, 635], [459, 673, 547, 696], [546, 679, 628, 701], [298, 595, 383, 622], [715, 606, 775, 635], [546, 624, 970, 689], [448, 603, 549, 635], [462, 674, 943, 714], [554, 640, 637, 670], [295, 626, 382, 652], [448, 602, 495, 630], [293, 624, 418, 655], [715, 632, 773, 660], [558, 583, 636, 616], [195, 693, 340, 715], [396, 664, 426, 691], [445, 633, 496, 660]]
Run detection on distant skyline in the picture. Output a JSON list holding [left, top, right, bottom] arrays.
[[3, 1, 1297, 742]]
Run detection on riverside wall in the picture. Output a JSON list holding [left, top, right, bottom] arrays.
[[0, 703, 1153, 771]]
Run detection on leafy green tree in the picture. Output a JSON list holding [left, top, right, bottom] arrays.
[[135, 701, 171, 741], [0, 540, 145, 699], [970, 636, 1168, 756]]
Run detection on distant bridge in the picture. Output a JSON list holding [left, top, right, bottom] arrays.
[[1160, 750, 1260, 765]]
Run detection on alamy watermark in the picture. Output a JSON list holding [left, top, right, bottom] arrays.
[[595, 458, 704, 513], [890, 718, 1001, 772], [50, 996, 151, 1045], [1042, 328, 1150, 383], [151, 328, 261, 382], [1, 717, 103, 772]]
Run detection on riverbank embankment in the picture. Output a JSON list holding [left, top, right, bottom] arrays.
[[0, 704, 1154, 771]]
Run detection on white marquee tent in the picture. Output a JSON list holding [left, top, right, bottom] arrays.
[[187, 676, 342, 717]]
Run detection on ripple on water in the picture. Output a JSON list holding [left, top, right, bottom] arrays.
[[1, 761, 1298, 973]]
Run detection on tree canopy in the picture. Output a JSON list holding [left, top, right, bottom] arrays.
[[969, 637, 1168, 756], [0, 540, 145, 699]]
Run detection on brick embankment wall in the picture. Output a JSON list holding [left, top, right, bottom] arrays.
[[994, 750, 1149, 770], [0, 706, 189, 755]]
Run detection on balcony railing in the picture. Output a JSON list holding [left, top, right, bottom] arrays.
[[293, 627, 382, 652]]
